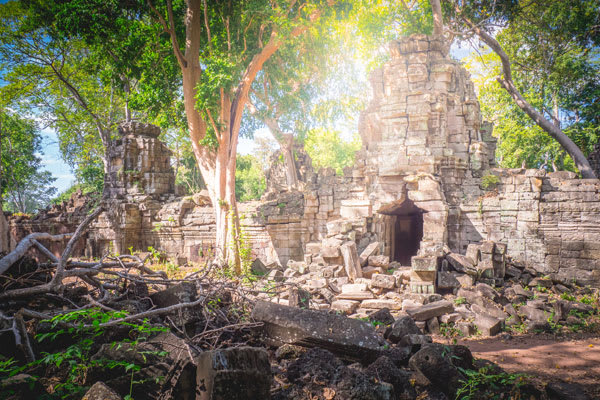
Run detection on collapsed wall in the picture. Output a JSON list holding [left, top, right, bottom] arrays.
[[7, 34, 600, 287]]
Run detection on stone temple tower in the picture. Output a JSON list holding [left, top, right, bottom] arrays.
[[91, 122, 176, 255], [353, 34, 497, 292]]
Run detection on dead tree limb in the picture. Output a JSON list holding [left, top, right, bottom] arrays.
[[0, 205, 105, 299], [0, 233, 71, 275], [32, 239, 59, 263]]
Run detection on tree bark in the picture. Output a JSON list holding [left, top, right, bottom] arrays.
[[431, 0, 444, 36], [463, 17, 597, 179], [264, 119, 299, 189]]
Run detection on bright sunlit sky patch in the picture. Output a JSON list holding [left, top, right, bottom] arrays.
[[39, 42, 474, 194]]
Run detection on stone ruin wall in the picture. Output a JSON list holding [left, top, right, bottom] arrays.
[[5, 34, 600, 287]]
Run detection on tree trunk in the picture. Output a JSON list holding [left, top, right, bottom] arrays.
[[464, 17, 597, 179], [265, 119, 299, 189], [431, 0, 444, 36], [281, 136, 299, 189]]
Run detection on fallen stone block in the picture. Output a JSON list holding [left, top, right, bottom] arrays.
[[368, 308, 395, 325], [456, 321, 476, 336], [446, 253, 477, 275], [411, 256, 439, 271], [361, 299, 402, 310], [365, 356, 416, 399], [288, 287, 310, 308], [368, 255, 390, 270], [409, 344, 464, 397], [371, 273, 396, 289], [405, 300, 454, 321], [82, 382, 122, 400], [195, 347, 272, 400], [250, 259, 269, 275], [267, 269, 284, 282], [474, 313, 502, 336], [465, 244, 481, 265], [426, 317, 440, 334], [475, 282, 500, 302], [362, 266, 384, 278], [340, 241, 363, 281], [330, 299, 360, 315], [456, 288, 485, 307], [399, 333, 432, 348], [359, 242, 380, 266], [519, 305, 549, 322], [252, 300, 383, 361], [385, 315, 422, 343], [437, 271, 460, 289]]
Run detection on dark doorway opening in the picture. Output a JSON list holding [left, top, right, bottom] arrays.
[[379, 199, 424, 266]]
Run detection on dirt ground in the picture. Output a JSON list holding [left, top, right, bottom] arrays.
[[437, 333, 600, 398]]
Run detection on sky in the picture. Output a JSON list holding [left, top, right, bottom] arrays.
[[37, 44, 474, 194]]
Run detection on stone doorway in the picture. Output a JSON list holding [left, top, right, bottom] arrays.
[[379, 199, 425, 266]]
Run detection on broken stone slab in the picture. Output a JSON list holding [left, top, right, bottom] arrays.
[[474, 313, 502, 336], [252, 300, 384, 362], [477, 259, 494, 279], [368, 308, 395, 325], [408, 344, 464, 397], [359, 242, 380, 266], [426, 317, 440, 334], [529, 277, 553, 289], [475, 282, 500, 302], [368, 255, 390, 270], [267, 269, 285, 282], [465, 244, 481, 265], [362, 266, 384, 278], [437, 271, 460, 290], [340, 241, 363, 281], [371, 273, 396, 289], [471, 303, 508, 321], [150, 282, 198, 326], [439, 313, 462, 324], [446, 253, 477, 275], [405, 300, 454, 321], [288, 287, 310, 308], [195, 346, 272, 400], [519, 305, 550, 322], [456, 288, 485, 307], [82, 382, 122, 400], [336, 291, 375, 301], [411, 256, 440, 271], [331, 299, 360, 314], [250, 259, 269, 275], [385, 315, 423, 343], [361, 299, 402, 310]]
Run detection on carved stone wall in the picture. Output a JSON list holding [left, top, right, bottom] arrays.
[[8, 34, 600, 287]]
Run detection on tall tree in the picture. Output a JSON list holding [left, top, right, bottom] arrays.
[[449, 0, 599, 178], [145, 0, 339, 270], [0, 112, 57, 213]]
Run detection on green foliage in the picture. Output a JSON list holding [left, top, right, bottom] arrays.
[[235, 154, 266, 202], [0, 112, 57, 213], [456, 366, 527, 400], [0, 308, 168, 399], [304, 128, 361, 175], [454, 297, 467, 305], [463, 0, 600, 171], [480, 174, 499, 190]]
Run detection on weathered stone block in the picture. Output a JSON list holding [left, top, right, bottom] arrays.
[[195, 347, 272, 400]]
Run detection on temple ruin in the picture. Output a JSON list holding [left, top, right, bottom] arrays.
[[9, 34, 600, 291]]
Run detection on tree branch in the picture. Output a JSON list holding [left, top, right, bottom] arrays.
[[459, 10, 597, 178]]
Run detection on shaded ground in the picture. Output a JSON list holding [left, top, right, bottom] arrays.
[[442, 333, 600, 398]]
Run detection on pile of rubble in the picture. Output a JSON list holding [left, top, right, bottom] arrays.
[[252, 238, 599, 339]]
